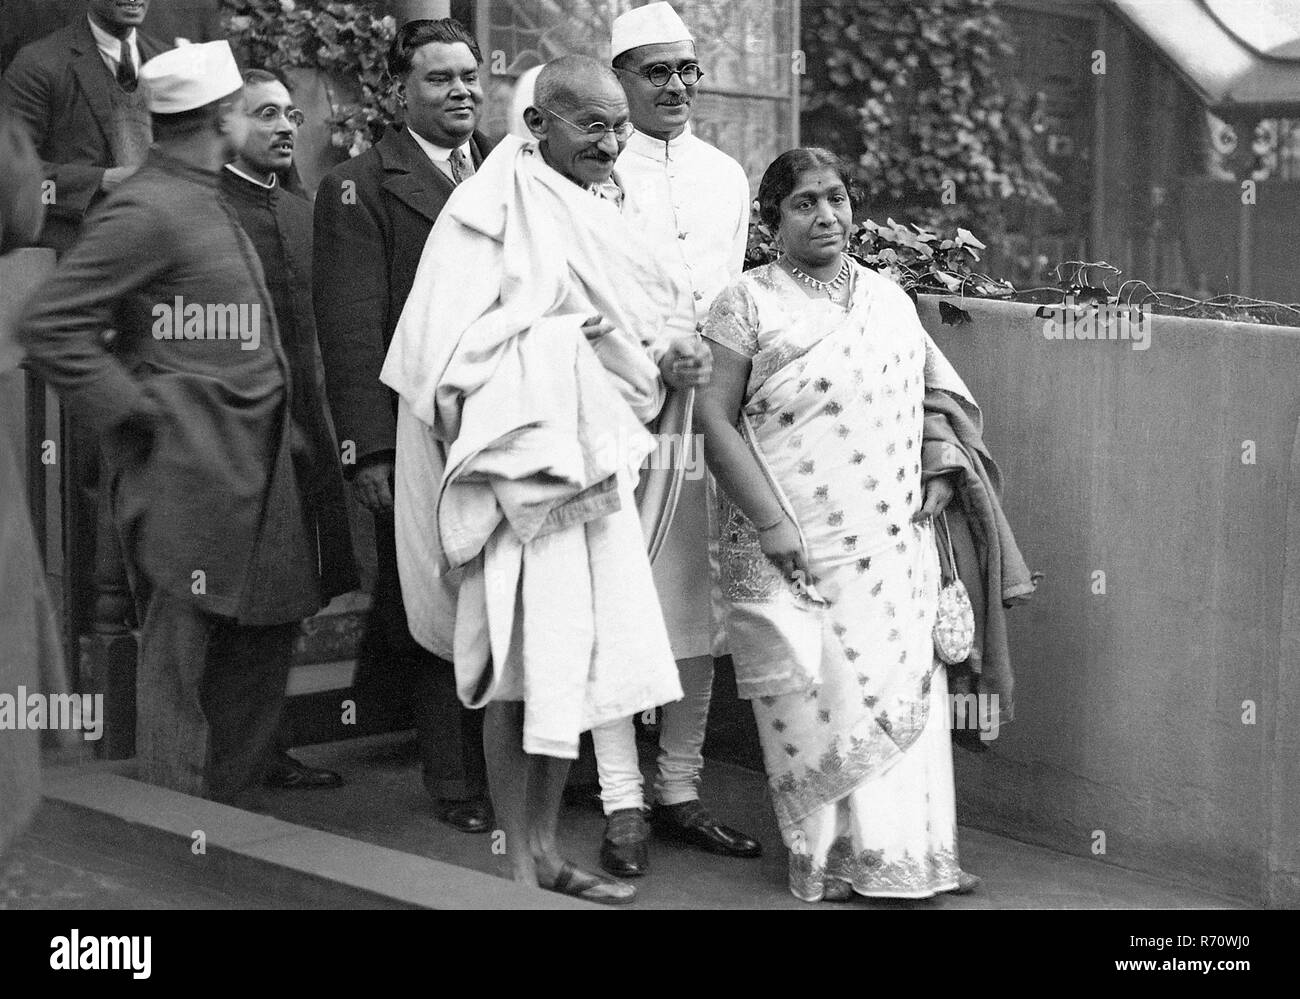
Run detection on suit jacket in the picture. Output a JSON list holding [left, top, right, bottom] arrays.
[[0, 18, 169, 252], [18, 149, 320, 626], [313, 125, 496, 472]]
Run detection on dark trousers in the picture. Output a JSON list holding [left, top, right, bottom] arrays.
[[359, 508, 486, 802], [136, 587, 298, 809]]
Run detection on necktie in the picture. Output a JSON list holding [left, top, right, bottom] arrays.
[[117, 41, 137, 92], [449, 146, 468, 184]]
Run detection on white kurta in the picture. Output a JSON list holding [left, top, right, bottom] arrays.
[[619, 125, 751, 658]]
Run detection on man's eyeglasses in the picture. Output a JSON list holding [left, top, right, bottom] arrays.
[[622, 63, 704, 88], [250, 105, 306, 127], [542, 107, 634, 142]]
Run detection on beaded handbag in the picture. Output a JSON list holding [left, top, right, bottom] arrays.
[[933, 510, 975, 666]]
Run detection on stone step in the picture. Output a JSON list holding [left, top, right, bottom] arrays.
[[39, 761, 594, 910]]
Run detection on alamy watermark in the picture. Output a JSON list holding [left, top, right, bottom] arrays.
[[1041, 296, 1152, 351], [0, 688, 103, 741], [151, 295, 262, 351], [50, 931, 150, 979], [949, 691, 1000, 742]]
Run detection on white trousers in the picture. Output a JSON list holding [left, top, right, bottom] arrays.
[[589, 654, 715, 814]]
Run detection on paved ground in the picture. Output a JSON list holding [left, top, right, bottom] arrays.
[[2, 807, 282, 910], [0, 732, 1248, 910], [261, 732, 1246, 910]]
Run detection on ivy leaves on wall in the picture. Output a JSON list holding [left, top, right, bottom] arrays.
[[222, 0, 399, 156], [801, 0, 1056, 241]]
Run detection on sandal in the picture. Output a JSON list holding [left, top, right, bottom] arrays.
[[948, 871, 982, 895], [823, 878, 854, 902], [545, 861, 636, 905]]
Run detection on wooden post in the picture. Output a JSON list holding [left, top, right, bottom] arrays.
[[1222, 112, 1260, 298]]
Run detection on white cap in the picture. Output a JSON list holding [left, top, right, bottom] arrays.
[[610, 2, 694, 61], [140, 40, 243, 114]]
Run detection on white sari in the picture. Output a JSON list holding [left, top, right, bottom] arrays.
[[704, 260, 975, 899]]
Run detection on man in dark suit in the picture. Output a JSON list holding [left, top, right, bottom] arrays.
[[313, 18, 495, 833], [0, 0, 169, 253]]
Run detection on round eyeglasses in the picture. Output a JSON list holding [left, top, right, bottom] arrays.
[[542, 107, 635, 142], [625, 63, 704, 88], [250, 105, 306, 127]]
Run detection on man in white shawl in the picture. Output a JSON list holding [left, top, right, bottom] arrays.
[[379, 55, 710, 905]]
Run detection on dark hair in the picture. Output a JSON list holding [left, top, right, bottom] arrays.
[[151, 97, 229, 141], [387, 17, 481, 81], [756, 147, 850, 229], [241, 67, 291, 92]]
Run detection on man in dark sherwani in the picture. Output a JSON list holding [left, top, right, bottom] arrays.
[[18, 41, 319, 809], [220, 67, 359, 791], [313, 18, 496, 833]]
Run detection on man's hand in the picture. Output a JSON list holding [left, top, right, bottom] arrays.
[[911, 474, 956, 523], [581, 314, 615, 342], [659, 336, 712, 389], [100, 165, 139, 192], [353, 459, 394, 513]]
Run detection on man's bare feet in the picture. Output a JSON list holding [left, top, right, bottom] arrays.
[[540, 860, 636, 904]]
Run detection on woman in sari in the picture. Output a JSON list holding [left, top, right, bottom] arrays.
[[696, 148, 983, 902]]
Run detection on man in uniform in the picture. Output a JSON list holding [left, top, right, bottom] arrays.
[[19, 41, 320, 809]]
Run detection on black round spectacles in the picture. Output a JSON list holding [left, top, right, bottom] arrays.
[[629, 63, 704, 88]]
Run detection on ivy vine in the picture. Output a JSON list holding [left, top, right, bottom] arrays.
[[221, 0, 398, 156], [800, 0, 1057, 245]]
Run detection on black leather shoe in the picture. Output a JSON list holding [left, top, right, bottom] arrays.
[[437, 797, 493, 834], [651, 800, 762, 858], [264, 751, 343, 790], [599, 808, 650, 877]]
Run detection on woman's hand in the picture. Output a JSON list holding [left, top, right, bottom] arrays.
[[659, 336, 713, 389], [911, 473, 956, 524], [759, 515, 810, 582]]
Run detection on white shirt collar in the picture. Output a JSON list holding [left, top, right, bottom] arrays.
[[625, 122, 694, 159], [87, 15, 138, 69], [407, 127, 472, 165], [224, 163, 277, 190]]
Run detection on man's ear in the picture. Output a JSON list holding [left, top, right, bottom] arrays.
[[522, 105, 547, 141], [215, 95, 240, 135]]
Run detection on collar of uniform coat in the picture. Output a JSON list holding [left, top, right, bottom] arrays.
[[623, 121, 695, 162], [148, 148, 223, 188]]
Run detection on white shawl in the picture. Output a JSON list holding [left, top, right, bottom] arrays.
[[380, 136, 688, 756]]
